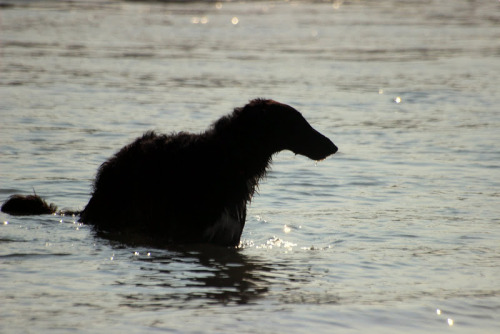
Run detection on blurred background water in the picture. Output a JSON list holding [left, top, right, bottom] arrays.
[[1, 0, 499, 333]]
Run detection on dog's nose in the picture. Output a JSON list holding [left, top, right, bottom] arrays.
[[331, 142, 338, 154]]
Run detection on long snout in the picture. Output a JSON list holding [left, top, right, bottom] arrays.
[[292, 127, 337, 161]]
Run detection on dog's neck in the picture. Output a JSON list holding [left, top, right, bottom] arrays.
[[208, 109, 284, 192], [223, 135, 274, 180]]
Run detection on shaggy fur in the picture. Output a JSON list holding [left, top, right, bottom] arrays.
[[2, 99, 337, 247], [0, 194, 56, 216]]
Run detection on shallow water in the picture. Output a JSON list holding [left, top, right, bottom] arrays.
[[1, 0, 500, 333]]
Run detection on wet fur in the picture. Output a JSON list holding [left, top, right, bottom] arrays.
[[2, 99, 337, 247], [0, 194, 57, 216]]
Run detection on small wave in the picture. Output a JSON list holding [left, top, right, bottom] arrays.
[[0, 252, 71, 259]]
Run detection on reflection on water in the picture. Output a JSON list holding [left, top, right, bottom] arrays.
[[117, 245, 272, 308], [107, 239, 345, 310]]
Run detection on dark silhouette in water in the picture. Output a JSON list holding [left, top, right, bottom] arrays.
[[1, 99, 337, 247], [1, 194, 57, 215]]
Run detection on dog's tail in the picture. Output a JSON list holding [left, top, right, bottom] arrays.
[[1, 194, 80, 217]]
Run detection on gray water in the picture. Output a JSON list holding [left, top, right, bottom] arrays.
[[1, 0, 499, 333]]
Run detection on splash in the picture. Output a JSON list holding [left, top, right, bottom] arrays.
[[256, 236, 297, 250]]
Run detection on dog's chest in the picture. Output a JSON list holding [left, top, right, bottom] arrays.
[[203, 207, 244, 246]]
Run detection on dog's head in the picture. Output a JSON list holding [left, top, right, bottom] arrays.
[[240, 99, 338, 160]]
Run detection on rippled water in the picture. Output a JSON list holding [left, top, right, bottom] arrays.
[[1, 0, 500, 333]]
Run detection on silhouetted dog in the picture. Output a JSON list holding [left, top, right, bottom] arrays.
[[2, 99, 337, 246]]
